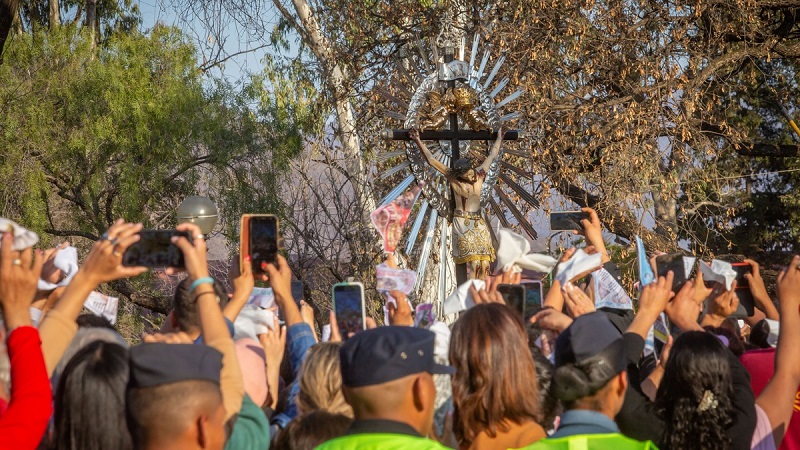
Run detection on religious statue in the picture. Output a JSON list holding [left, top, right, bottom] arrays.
[[408, 126, 507, 280], [419, 86, 491, 132]]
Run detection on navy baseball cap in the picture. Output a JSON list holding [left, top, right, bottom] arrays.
[[555, 311, 626, 374], [129, 343, 222, 388], [340, 327, 455, 387]]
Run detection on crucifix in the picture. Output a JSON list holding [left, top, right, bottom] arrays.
[[382, 51, 522, 283]]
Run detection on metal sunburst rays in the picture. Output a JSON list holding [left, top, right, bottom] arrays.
[[377, 34, 540, 306]]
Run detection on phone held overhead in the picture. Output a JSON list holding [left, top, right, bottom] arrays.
[[550, 211, 590, 232], [240, 214, 280, 275], [332, 282, 366, 339], [122, 230, 191, 268]]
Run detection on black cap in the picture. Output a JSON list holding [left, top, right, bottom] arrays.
[[129, 343, 223, 389], [340, 327, 455, 388], [555, 311, 626, 374]]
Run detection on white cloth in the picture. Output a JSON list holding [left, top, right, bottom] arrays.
[[430, 321, 451, 362], [0, 218, 39, 251], [38, 246, 79, 291], [495, 228, 557, 274], [443, 279, 486, 316], [83, 291, 120, 325], [554, 249, 603, 286], [233, 305, 276, 341], [699, 260, 737, 291]]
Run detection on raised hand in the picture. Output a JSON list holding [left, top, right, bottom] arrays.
[[574, 208, 609, 263], [0, 233, 44, 330], [744, 259, 779, 320], [703, 281, 739, 327], [81, 220, 148, 285], [170, 222, 209, 281], [387, 290, 413, 326], [530, 307, 573, 333], [626, 271, 674, 338], [563, 282, 596, 318], [665, 280, 704, 332]]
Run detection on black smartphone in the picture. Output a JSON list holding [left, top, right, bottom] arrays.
[[731, 263, 755, 317], [291, 280, 304, 305], [122, 230, 191, 268], [332, 282, 366, 339], [521, 281, 543, 321], [550, 211, 590, 231], [497, 284, 526, 318], [249, 215, 279, 274], [655, 253, 689, 292]]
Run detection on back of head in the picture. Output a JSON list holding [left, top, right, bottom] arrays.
[[338, 326, 452, 435], [273, 411, 353, 450], [450, 303, 541, 446], [553, 312, 626, 411], [655, 331, 734, 450], [53, 341, 132, 450], [297, 342, 352, 417], [126, 343, 226, 450], [173, 277, 228, 333]]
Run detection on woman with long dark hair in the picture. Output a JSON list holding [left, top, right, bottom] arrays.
[[450, 303, 545, 449], [655, 331, 736, 450], [51, 341, 132, 450]]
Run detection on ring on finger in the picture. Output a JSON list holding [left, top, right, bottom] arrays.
[[112, 250, 122, 257], [195, 234, 204, 240], [11, 258, 21, 266]]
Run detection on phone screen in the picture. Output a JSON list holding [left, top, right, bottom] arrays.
[[122, 230, 189, 268], [550, 211, 590, 231], [333, 283, 365, 338], [731, 263, 755, 317], [497, 284, 526, 318], [249, 216, 278, 274], [655, 253, 688, 292], [521, 281, 543, 320], [291, 280, 304, 303]]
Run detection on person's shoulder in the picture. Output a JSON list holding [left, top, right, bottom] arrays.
[[315, 433, 448, 450], [515, 433, 659, 450]]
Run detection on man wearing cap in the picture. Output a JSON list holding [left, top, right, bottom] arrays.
[[524, 312, 658, 449], [316, 327, 453, 449], [126, 343, 228, 450]]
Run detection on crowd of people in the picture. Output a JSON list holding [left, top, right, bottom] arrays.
[[0, 210, 798, 450]]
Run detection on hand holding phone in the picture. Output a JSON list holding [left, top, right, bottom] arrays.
[[730, 262, 755, 317], [122, 230, 191, 268], [655, 253, 693, 292], [240, 214, 279, 275], [332, 282, 366, 339], [550, 211, 590, 232]]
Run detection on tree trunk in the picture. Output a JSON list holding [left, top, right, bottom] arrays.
[[0, 0, 21, 62], [85, 0, 96, 57], [283, 0, 376, 217], [49, 0, 59, 29]]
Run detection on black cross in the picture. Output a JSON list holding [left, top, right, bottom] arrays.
[[383, 54, 523, 284]]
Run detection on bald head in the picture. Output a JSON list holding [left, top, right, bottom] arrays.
[[342, 372, 436, 436]]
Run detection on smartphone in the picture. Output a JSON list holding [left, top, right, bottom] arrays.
[[521, 281, 543, 321], [122, 230, 191, 268], [240, 214, 279, 275], [550, 211, 590, 231], [291, 280, 304, 305], [731, 262, 755, 317], [497, 284, 526, 318], [332, 282, 366, 339], [655, 253, 689, 292]]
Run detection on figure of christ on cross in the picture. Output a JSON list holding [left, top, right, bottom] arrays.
[[408, 126, 507, 280]]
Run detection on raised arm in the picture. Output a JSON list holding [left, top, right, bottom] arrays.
[[409, 128, 449, 175], [479, 126, 507, 174], [756, 255, 800, 448]]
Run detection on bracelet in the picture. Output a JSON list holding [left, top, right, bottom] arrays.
[[189, 277, 214, 293]]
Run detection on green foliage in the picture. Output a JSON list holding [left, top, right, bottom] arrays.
[[0, 24, 264, 241]]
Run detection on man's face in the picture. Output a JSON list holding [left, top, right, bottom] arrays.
[[458, 169, 476, 184]]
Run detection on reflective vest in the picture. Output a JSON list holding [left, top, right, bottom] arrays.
[[521, 433, 659, 450], [315, 433, 450, 450]]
